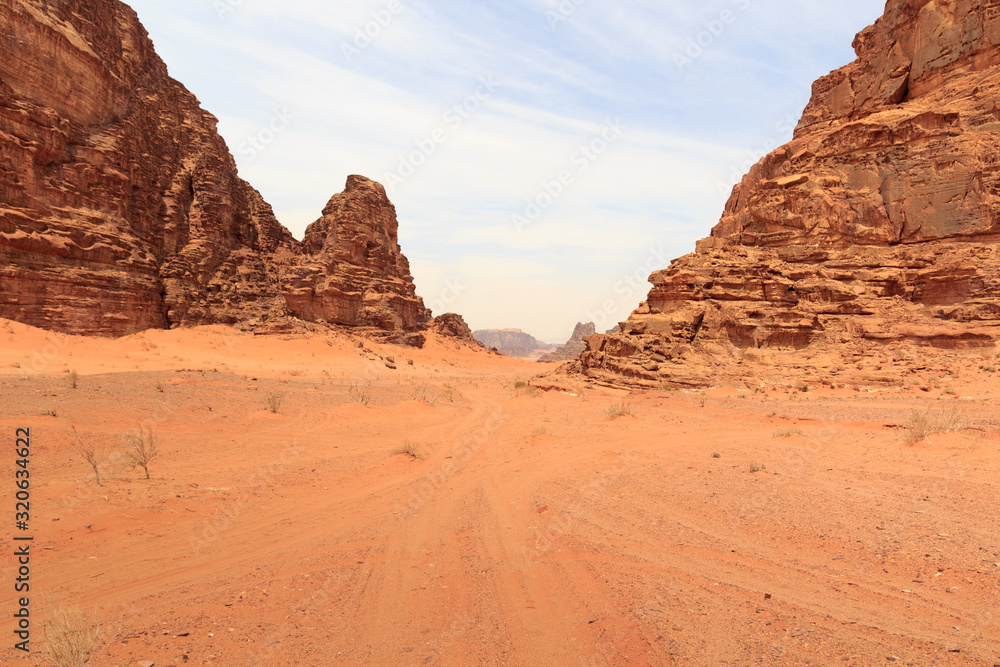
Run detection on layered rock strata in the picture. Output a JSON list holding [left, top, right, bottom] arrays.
[[0, 0, 440, 345], [553, 0, 1000, 388]]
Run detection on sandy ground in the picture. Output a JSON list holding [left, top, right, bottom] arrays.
[[0, 319, 998, 666]]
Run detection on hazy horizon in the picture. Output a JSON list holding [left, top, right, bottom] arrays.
[[127, 0, 884, 342]]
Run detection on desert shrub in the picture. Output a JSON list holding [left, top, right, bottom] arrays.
[[606, 398, 636, 420], [348, 383, 372, 405], [71, 427, 105, 487], [43, 601, 98, 667], [412, 384, 435, 405], [904, 407, 964, 445], [263, 391, 286, 414], [391, 441, 421, 459], [122, 426, 159, 480]]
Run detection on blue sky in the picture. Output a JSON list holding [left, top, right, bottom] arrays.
[[127, 0, 885, 342]]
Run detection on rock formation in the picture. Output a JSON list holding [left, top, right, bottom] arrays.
[[473, 329, 554, 358], [0, 0, 447, 345], [552, 0, 1000, 389], [537, 322, 595, 363], [431, 312, 483, 346], [281, 175, 431, 344]]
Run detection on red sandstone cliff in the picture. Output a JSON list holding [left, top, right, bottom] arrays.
[[0, 0, 439, 343], [553, 0, 1000, 389]]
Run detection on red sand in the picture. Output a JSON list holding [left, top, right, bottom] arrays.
[[1, 320, 998, 666]]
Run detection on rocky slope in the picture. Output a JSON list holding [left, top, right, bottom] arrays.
[[537, 322, 595, 363], [473, 329, 554, 358], [552, 0, 1000, 389], [0, 0, 442, 345]]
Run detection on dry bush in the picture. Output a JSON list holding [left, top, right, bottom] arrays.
[[263, 390, 286, 414], [391, 441, 421, 459], [122, 426, 159, 479], [412, 384, 435, 405], [43, 602, 99, 667], [71, 426, 105, 487], [605, 398, 636, 420], [348, 383, 372, 405], [904, 407, 964, 445]]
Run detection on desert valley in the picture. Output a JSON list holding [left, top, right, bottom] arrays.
[[2, 0, 1000, 665]]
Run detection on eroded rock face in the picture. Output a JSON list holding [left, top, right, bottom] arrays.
[[431, 313, 483, 346], [0, 0, 295, 336], [0, 0, 437, 344], [555, 0, 1000, 389], [537, 322, 595, 363], [282, 175, 431, 337]]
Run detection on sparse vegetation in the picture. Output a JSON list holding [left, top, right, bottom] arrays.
[[749, 462, 767, 473], [155, 381, 165, 393], [71, 426, 105, 487], [412, 384, 435, 405], [774, 429, 804, 438], [391, 441, 421, 459], [122, 425, 159, 480], [606, 398, 636, 420], [943, 386, 957, 395], [904, 407, 964, 445], [42, 409, 57, 418], [68, 370, 78, 389], [699, 392, 707, 408], [263, 390, 286, 414], [43, 601, 99, 667], [348, 383, 372, 406], [532, 427, 550, 436], [11, 361, 20, 368]]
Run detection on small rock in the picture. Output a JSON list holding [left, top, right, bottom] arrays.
[[173, 631, 190, 637], [886, 658, 898, 662], [136, 661, 155, 667], [712, 453, 721, 459]]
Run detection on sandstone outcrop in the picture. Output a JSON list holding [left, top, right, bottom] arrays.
[[473, 329, 554, 358], [537, 322, 595, 363], [552, 0, 1000, 389], [431, 313, 482, 346], [281, 175, 431, 343], [0, 0, 442, 345]]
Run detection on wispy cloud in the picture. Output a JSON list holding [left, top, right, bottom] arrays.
[[129, 0, 884, 341]]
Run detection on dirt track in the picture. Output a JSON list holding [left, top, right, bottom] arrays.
[[1, 322, 999, 665]]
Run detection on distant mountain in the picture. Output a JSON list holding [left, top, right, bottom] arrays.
[[537, 322, 595, 363], [473, 329, 555, 358]]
